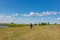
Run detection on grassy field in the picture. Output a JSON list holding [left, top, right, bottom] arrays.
[[0, 25, 60, 40]]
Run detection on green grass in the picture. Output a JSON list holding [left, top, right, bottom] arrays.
[[0, 25, 60, 40], [7, 24, 29, 27]]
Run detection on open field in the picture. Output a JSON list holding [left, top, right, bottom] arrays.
[[0, 25, 60, 40]]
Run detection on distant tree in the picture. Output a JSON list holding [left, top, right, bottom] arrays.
[[54, 23, 57, 25], [34, 24, 37, 25], [9, 22, 15, 27], [41, 22, 47, 25], [38, 23, 41, 25], [11, 23, 14, 24], [48, 22, 50, 25]]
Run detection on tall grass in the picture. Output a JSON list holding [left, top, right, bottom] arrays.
[[0, 25, 60, 40]]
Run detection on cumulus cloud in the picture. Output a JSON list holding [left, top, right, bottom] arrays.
[[22, 12, 35, 16], [57, 18, 60, 20], [23, 12, 43, 16], [42, 11, 52, 15], [5, 16, 12, 18], [23, 14, 29, 16], [0, 14, 4, 18], [29, 12, 36, 16], [12, 13, 18, 16], [0, 14, 22, 23], [0, 13, 19, 21], [22, 11, 60, 16], [0, 14, 12, 21], [52, 11, 58, 15]]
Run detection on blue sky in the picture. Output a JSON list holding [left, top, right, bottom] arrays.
[[0, 0, 60, 24]]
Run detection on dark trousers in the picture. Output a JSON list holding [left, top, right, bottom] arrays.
[[30, 25, 32, 29]]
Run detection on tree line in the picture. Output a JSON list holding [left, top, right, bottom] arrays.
[[34, 22, 58, 25]]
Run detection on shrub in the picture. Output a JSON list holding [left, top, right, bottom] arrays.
[[8, 23, 16, 27], [54, 23, 57, 25], [34, 24, 37, 25], [8, 23, 29, 27], [41, 22, 48, 25]]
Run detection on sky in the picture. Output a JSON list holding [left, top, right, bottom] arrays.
[[0, 0, 60, 24]]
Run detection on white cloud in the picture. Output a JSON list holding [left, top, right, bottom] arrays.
[[57, 18, 60, 20], [29, 12, 35, 16], [23, 12, 43, 16], [23, 14, 29, 16], [12, 13, 18, 16], [52, 11, 58, 15], [22, 11, 60, 16], [23, 12, 36, 16], [0, 15, 12, 21], [0, 11, 60, 23], [0, 14, 4, 18], [0, 14, 22, 23], [5, 16, 12, 18], [42, 11, 52, 15], [15, 13, 18, 16]]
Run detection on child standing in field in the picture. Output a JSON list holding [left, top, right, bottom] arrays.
[[30, 23, 33, 29]]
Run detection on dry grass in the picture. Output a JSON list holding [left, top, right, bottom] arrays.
[[0, 25, 60, 40]]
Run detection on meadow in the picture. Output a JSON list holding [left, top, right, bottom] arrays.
[[0, 24, 60, 40]]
